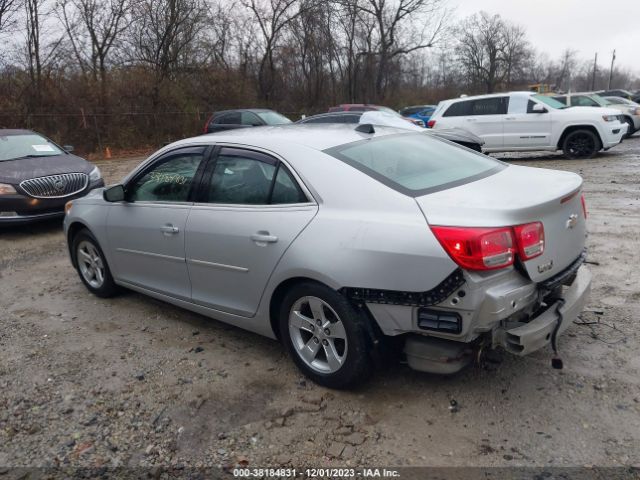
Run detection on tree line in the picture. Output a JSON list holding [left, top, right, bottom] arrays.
[[0, 0, 638, 153]]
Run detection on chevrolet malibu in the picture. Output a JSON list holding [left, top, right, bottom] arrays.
[[64, 124, 591, 388]]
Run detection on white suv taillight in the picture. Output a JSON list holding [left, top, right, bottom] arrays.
[[513, 222, 545, 260]]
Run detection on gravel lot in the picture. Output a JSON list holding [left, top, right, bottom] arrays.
[[1, 136, 639, 472]]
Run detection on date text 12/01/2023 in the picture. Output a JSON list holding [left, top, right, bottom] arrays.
[[233, 468, 401, 478]]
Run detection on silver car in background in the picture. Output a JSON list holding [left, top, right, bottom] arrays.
[[64, 124, 591, 388]]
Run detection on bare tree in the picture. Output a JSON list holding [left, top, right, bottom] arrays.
[[0, 0, 20, 34], [129, 0, 206, 108], [242, 0, 303, 102], [58, 0, 129, 111], [356, 0, 447, 99], [457, 12, 530, 93]]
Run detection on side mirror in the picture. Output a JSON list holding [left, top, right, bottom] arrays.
[[532, 104, 547, 113], [103, 184, 125, 202], [63, 145, 74, 152]]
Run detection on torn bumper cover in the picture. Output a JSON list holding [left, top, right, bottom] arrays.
[[495, 265, 592, 355]]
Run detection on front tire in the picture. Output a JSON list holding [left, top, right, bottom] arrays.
[[562, 129, 599, 159], [72, 229, 119, 298], [279, 282, 373, 389], [623, 117, 635, 138]]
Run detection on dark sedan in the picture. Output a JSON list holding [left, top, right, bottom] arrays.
[[0, 129, 104, 225], [202, 109, 292, 134]]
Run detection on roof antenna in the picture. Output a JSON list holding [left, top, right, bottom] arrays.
[[355, 123, 375, 134]]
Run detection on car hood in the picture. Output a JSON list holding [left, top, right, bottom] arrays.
[[560, 106, 621, 117], [427, 127, 484, 145], [0, 154, 93, 184]]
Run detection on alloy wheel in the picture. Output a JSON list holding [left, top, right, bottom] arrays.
[[77, 240, 105, 289], [566, 133, 595, 157], [288, 296, 348, 374]]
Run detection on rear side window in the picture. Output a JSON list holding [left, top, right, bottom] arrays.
[[325, 133, 504, 196], [443, 100, 472, 117], [470, 97, 508, 115]]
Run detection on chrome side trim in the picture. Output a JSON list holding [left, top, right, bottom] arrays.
[[187, 258, 249, 273], [116, 248, 185, 263]]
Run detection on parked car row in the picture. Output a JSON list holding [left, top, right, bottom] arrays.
[[428, 91, 628, 158]]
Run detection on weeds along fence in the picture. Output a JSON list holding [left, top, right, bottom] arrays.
[[0, 110, 306, 157]]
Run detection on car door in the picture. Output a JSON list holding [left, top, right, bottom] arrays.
[[503, 96, 552, 147], [185, 147, 318, 316], [463, 97, 508, 148], [106, 146, 208, 299]]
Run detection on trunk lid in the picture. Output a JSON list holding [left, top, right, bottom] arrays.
[[416, 164, 586, 282]]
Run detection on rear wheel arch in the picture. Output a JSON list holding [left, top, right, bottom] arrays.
[[269, 277, 333, 340], [557, 125, 603, 150]]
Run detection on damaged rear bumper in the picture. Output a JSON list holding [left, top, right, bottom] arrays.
[[495, 265, 591, 355]]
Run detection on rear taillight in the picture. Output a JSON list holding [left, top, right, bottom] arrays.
[[203, 114, 214, 133], [580, 194, 587, 218], [431, 226, 515, 271], [513, 222, 544, 260], [427, 119, 436, 128]]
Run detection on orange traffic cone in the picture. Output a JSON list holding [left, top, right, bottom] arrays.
[[105, 147, 112, 159]]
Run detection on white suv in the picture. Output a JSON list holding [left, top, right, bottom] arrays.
[[428, 92, 627, 158]]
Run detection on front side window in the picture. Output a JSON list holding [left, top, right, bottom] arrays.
[[255, 111, 292, 125], [128, 149, 204, 202], [241, 112, 262, 126], [325, 133, 504, 196], [0, 133, 64, 161], [553, 96, 567, 105], [216, 112, 241, 125]]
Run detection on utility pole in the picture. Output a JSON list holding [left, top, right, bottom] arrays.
[[591, 52, 598, 90], [608, 49, 616, 89]]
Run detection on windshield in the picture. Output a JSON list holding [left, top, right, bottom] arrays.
[[376, 106, 402, 117], [325, 133, 504, 196], [256, 111, 292, 125], [590, 94, 612, 106], [532, 94, 567, 109], [0, 133, 64, 161]]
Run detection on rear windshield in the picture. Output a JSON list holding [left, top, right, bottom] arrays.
[[0, 133, 64, 161], [325, 133, 504, 196]]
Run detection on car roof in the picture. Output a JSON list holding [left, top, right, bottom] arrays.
[[213, 108, 274, 115], [444, 91, 533, 103], [169, 124, 410, 152], [0, 129, 35, 136]]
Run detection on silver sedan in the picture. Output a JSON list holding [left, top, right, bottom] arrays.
[[64, 124, 591, 388]]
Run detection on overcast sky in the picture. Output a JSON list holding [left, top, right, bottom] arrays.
[[453, 0, 640, 73]]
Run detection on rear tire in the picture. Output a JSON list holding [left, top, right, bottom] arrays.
[[562, 129, 599, 159], [71, 229, 119, 298], [279, 282, 374, 389]]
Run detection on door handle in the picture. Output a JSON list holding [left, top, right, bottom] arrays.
[[250, 231, 278, 244], [505, 117, 516, 120], [466, 118, 477, 122], [160, 224, 179, 235]]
